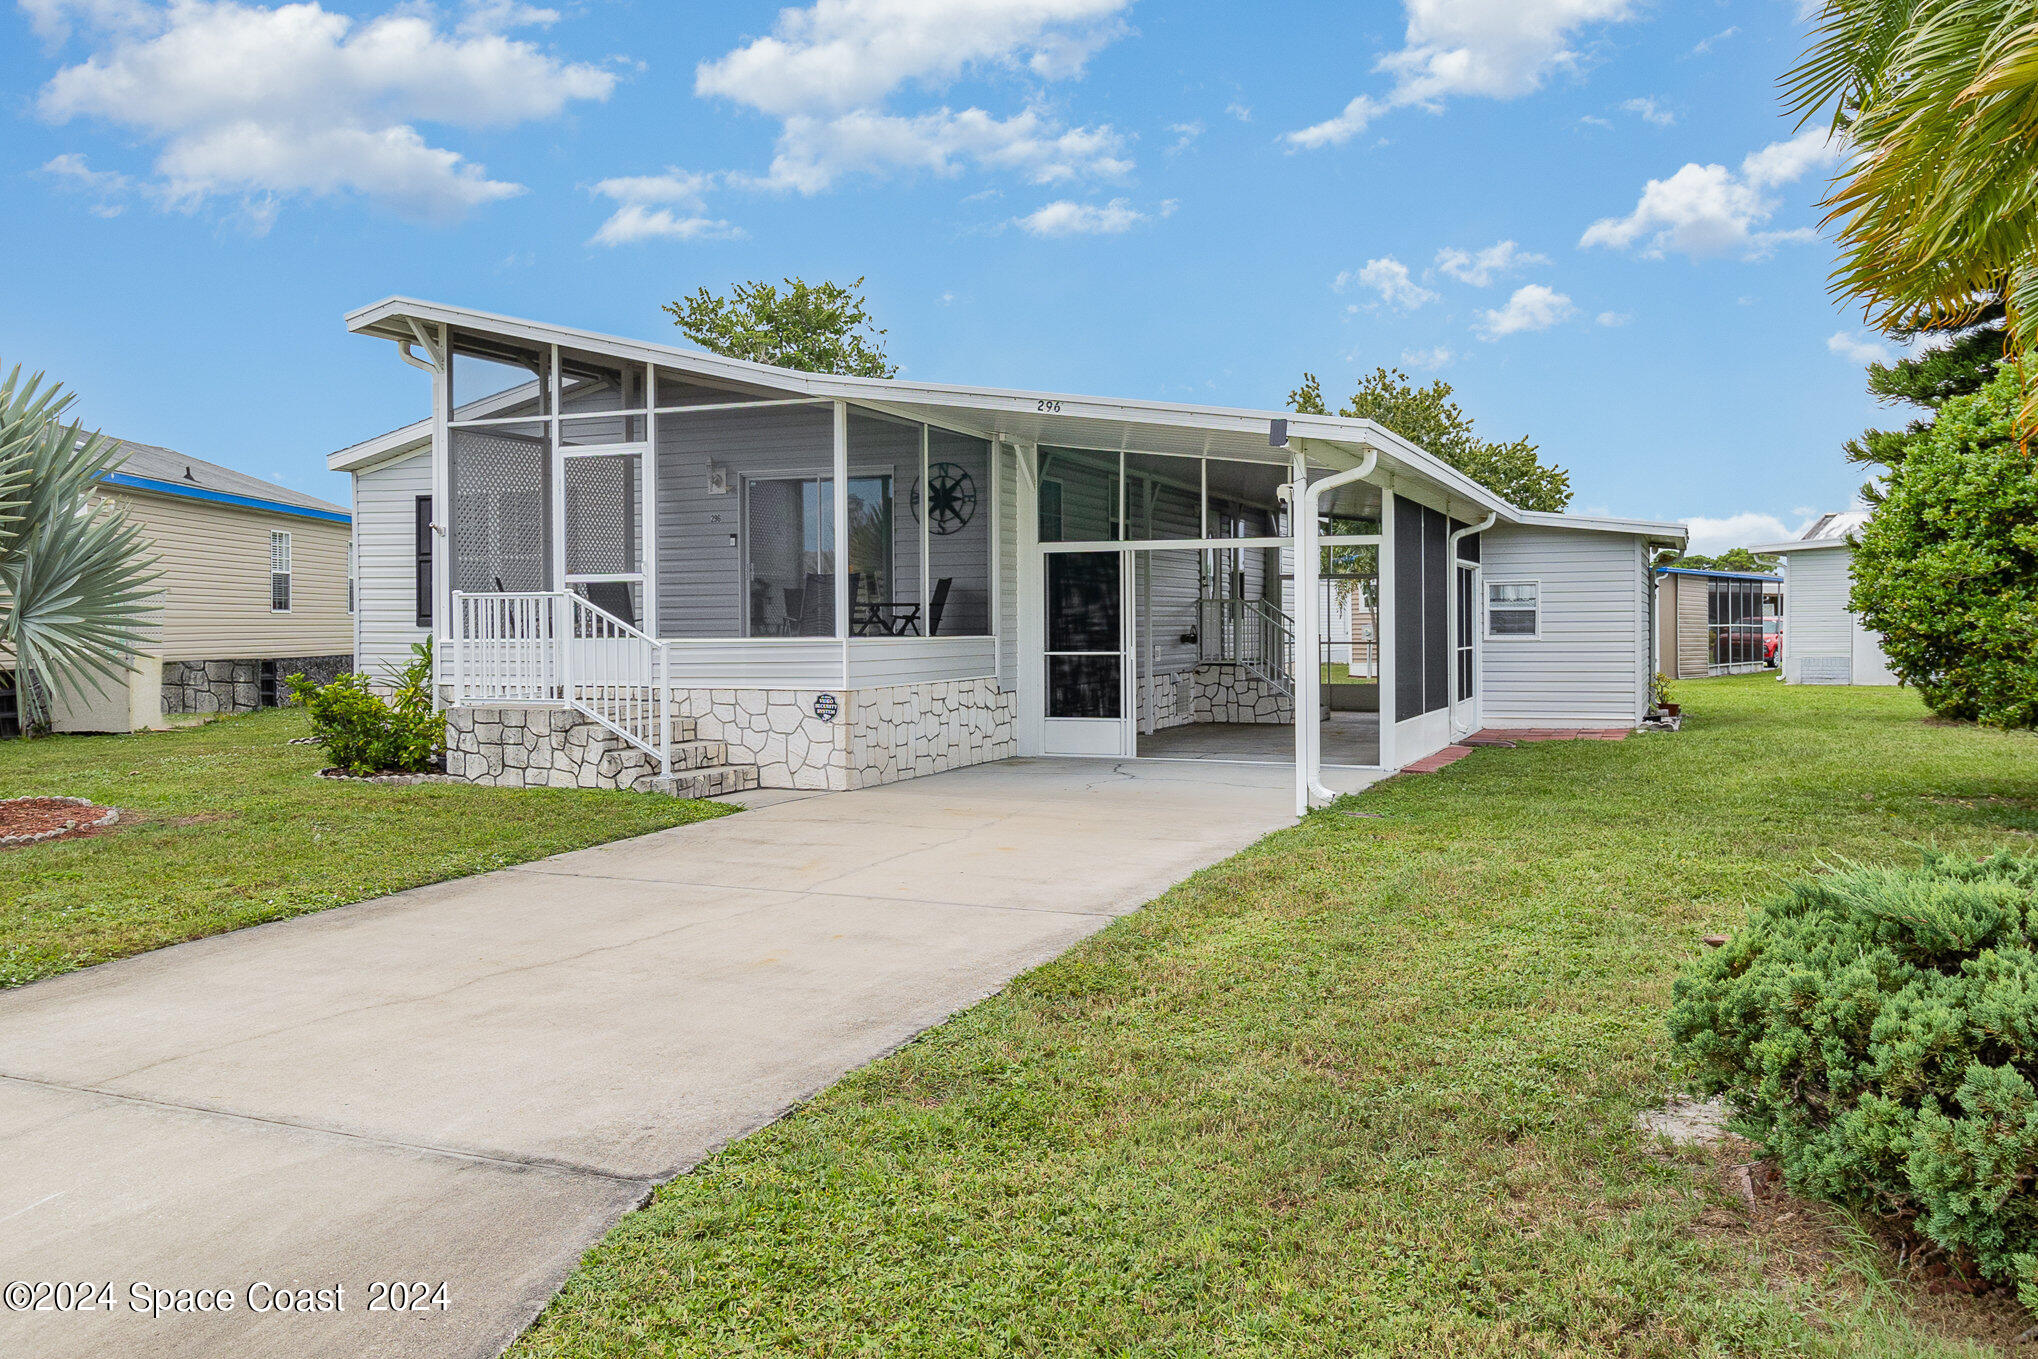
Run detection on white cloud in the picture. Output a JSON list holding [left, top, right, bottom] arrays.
[[1286, 0, 1638, 149], [589, 169, 716, 207], [1473, 283, 1575, 339], [1400, 345, 1454, 370], [1015, 196, 1171, 236], [1827, 331, 1893, 366], [588, 205, 744, 246], [586, 168, 743, 245], [1619, 96, 1673, 126], [1579, 128, 1844, 259], [1578, 114, 1613, 128], [694, 0, 1134, 194], [1433, 239, 1547, 286], [1596, 310, 1631, 326], [1166, 120, 1204, 154], [746, 106, 1129, 193], [1682, 511, 1808, 557], [1335, 256, 1439, 311], [21, 0, 151, 45], [1690, 25, 1737, 55], [41, 151, 131, 215], [1225, 101, 1252, 122], [33, 0, 615, 223]]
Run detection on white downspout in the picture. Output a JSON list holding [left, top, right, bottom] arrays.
[[1291, 446, 1378, 818], [1447, 512, 1498, 740]]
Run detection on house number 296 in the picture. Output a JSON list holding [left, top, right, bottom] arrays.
[[1036, 399, 1062, 413]]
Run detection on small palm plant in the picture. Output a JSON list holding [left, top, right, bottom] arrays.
[[0, 363, 160, 733]]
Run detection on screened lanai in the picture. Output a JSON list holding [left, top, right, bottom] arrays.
[[436, 330, 997, 691]]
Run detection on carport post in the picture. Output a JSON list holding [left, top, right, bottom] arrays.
[[1290, 440, 1377, 818]]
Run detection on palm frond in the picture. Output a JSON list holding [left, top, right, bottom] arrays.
[[0, 357, 160, 729]]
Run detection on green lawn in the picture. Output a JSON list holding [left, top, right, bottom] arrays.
[[0, 708, 731, 989], [514, 675, 2035, 1358]]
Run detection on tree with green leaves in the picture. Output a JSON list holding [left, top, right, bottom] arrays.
[[664, 277, 897, 377], [1850, 364, 2038, 728], [0, 364, 159, 733], [1289, 368, 1572, 511], [1844, 296, 2007, 497], [1786, 1, 2038, 437], [1661, 547, 1781, 574]]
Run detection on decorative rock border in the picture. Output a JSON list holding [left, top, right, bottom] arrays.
[[0, 795, 120, 847]]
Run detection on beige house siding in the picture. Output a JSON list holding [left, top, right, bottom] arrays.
[[1674, 576, 1709, 678], [100, 486, 353, 661]]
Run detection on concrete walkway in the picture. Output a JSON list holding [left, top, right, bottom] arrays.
[[0, 757, 1379, 1358]]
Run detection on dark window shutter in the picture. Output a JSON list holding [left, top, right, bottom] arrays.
[[415, 495, 434, 628]]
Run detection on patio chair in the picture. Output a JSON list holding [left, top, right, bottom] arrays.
[[780, 586, 804, 635], [927, 577, 952, 636]]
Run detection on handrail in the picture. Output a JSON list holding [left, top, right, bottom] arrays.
[[448, 589, 673, 777], [1196, 595, 1295, 697]]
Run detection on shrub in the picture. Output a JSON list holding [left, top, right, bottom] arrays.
[[286, 642, 445, 776], [1669, 851, 2038, 1301], [1850, 365, 2038, 728]]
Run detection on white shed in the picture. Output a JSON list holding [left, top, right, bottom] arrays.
[[1752, 511, 1899, 686]]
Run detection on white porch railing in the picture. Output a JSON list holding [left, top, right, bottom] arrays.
[[449, 591, 672, 774], [1197, 596, 1295, 696]]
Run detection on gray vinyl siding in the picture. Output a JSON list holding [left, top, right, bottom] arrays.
[[352, 448, 432, 679], [1479, 525, 1649, 726], [656, 403, 836, 638], [846, 638, 998, 686], [1136, 550, 1203, 679]]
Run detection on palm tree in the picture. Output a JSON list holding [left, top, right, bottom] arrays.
[[0, 364, 159, 732], [1786, 1, 2038, 432]]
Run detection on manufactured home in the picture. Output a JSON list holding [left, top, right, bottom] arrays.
[[1751, 511, 1899, 686], [4, 441, 353, 737], [331, 298, 1684, 811], [1653, 565, 1781, 680]]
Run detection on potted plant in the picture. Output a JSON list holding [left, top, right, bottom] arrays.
[[1651, 672, 1680, 717]]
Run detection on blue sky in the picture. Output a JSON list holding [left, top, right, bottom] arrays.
[[2, 0, 1887, 551]]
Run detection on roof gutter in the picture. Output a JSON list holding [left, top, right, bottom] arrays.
[[1291, 441, 1378, 817]]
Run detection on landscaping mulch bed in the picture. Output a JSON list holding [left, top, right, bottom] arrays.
[[0, 796, 120, 848]]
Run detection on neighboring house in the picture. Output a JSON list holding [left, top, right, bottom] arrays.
[[27, 443, 354, 733], [1653, 566, 1782, 680], [1750, 511, 1899, 686], [330, 297, 1685, 799]]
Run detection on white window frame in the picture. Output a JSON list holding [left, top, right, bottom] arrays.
[[270, 530, 293, 613], [1484, 578, 1539, 640]]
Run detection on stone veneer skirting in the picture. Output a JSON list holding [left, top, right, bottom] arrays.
[[678, 676, 1017, 791], [442, 705, 756, 797], [161, 654, 352, 716], [1135, 664, 1294, 731]]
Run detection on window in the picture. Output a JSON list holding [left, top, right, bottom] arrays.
[[347, 540, 356, 614], [269, 531, 292, 612], [1037, 479, 1065, 542], [1486, 580, 1539, 638], [414, 495, 433, 628]]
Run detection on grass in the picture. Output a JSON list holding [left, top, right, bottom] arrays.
[[513, 675, 2036, 1358], [0, 707, 731, 989]]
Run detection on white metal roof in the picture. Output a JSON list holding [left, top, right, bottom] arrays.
[[1748, 508, 1869, 555], [334, 295, 1686, 544]]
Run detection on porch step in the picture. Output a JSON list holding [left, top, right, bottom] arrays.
[[574, 706, 696, 745], [650, 764, 761, 799]]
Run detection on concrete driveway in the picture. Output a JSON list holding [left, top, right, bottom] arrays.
[[0, 757, 1377, 1358]]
